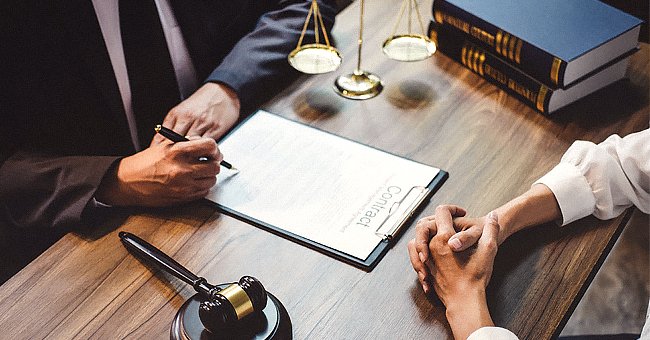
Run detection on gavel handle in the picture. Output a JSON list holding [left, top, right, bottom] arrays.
[[119, 232, 211, 292]]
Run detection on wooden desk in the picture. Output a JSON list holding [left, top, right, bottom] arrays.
[[0, 1, 647, 339]]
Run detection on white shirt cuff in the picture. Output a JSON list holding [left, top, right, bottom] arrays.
[[534, 162, 596, 226], [91, 197, 113, 209], [467, 326, 519, 340]]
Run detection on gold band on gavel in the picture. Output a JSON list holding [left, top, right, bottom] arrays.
[[220, 284, 254, 320]]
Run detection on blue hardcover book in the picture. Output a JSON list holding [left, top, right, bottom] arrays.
[[433, 0, 642, 88], [429, 22, 632, 113]]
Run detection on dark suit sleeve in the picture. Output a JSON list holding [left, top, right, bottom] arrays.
[[206, 0, 337, 110], [0, 152, 119, 282], [0, 2, 122, 233], [0, 153, 121, 232]]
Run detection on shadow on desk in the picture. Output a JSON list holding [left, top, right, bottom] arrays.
[[385, 80, 439, 111], [409, 279, 455, 339], [292, 86, 347, 120], [487, 212, 633, 338], [551, 79, 647, 128], [429, 45, 648, 145]]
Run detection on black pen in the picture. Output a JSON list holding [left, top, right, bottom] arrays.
[[155, 125, 238, 171]]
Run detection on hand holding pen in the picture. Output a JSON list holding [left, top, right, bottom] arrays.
[[95, 130, 223, 207], [155, 125, 238, 171]]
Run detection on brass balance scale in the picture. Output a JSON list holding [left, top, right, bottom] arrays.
[[288, 0, 436, 100]]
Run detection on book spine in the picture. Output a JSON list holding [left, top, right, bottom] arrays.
[[430, 23, 552, 113], [433, 0, 566, 88]]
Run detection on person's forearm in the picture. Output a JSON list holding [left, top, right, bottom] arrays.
[[206, 0, 336, 109], [0, 151, 120, 229], [445, 287, 494, 340], [495, 184, 562, 241]]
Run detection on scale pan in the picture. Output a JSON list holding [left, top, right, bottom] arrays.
[[382, 34, 436, 62], [288, 44, 342, 74]]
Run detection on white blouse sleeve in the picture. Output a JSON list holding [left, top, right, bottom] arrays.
[[535, 129, 650, 225], [467, 327, 519, 340]]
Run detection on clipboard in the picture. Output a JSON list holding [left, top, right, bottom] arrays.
[[206, 110, 448, 271]]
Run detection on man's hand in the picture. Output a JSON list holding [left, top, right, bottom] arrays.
[[152, 82, 240, 145], [415, 212, 501, 340], [96, 137, 222, 207]]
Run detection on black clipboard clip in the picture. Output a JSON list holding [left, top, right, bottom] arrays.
[[374, 186, 430, 241]]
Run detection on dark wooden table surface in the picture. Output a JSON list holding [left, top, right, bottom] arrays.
[[0, 1, 647, 339]]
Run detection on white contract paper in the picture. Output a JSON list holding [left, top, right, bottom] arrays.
[[207, 111, 440, 261]]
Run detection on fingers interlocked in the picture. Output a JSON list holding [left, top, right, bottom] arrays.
[[407, 205, 467, 293]]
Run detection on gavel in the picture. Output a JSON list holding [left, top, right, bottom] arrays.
[[119, 232, 268, 333]]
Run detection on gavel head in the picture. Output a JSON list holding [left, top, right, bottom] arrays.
[[198, 276, 268, 333]]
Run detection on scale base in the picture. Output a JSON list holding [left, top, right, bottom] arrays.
[[334, 71, 383, 100], [171, 288, 291, 340]]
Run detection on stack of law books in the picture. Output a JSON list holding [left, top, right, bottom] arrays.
[[429, 0, 643, 114]]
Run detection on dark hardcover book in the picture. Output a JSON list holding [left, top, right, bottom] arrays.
[[433, 0, 642, 88], [429, 22, 631, 113]]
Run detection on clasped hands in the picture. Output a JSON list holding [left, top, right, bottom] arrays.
[[407, 205, 509, 339], [96, 82, 239, 207]]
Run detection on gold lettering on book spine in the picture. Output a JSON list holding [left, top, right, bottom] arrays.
[[501, 34, 510, 58], [440, 12, 470, 33], [434, 11, 443, 24], [508, 79, 537, 102], [470, 27, 496, 46], [495, 31, 503, 54], [461, 44, 468, 66], [550, 57, 562, 86], [515, 39, 523, 64], [478, 52, 486, 76], [508, 36, 516, 61], [468, 45, 475, 71], [467, 45, 474, 69], [473, 49, 480, 72], [430, 29, 438, 45], [536, 85, 549, 112]]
